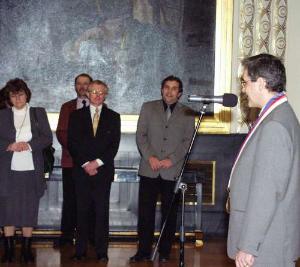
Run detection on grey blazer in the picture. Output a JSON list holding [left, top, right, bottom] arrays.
[[0, 107, 52, 198], [136, 100, 194, 181], [227, 102, 300, 264]]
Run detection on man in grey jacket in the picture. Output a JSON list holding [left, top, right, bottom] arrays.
[[227, 54, 300, 267], [130, 75, 194, 263]]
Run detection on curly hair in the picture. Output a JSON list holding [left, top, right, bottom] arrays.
[[5, 78, 31, 106]]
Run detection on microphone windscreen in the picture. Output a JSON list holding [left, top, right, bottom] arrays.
[[223, 93, 238, 107]]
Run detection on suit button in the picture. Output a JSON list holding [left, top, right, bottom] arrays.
[[165, 125, 168, 128], [163, 137, 167, 141], [161, 150, 165, 153]]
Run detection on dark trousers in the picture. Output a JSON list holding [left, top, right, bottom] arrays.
[[75, 173, 112, 255], [137, 176, 179, 256], [61, 168, 77, 239]]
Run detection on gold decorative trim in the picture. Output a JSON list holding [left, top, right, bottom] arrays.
[[155, 160, 215, 206], [199, 0, 233, 134], [19, 230, 202, 239], [211, 160, 216, 205], [14, 229, 61, 236], [155, 160, 216, 206]]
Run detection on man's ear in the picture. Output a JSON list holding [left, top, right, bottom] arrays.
[[257, 77, 267, 91], [178, 92, 182, 99]]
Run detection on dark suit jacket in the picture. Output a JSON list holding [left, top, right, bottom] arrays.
[[56, 99, 77, 168], [0, 107, 53, 197], [67, 105, 121, 181]]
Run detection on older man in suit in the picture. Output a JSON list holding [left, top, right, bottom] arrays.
[[227, 54, 300, 267], [56, 73, 92, 246], [130, 75, 194, 263], [68, 80, 120, 262]]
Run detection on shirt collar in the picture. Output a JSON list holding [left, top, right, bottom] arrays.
[[76, 97, 89, 109], [90, 104, 103, 114], [162, 100, 177, 112]]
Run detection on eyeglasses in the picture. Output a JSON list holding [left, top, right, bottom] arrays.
[[240, 78, 252, 88], [10, 92, 26, 99], [88, 89, 107, 96]]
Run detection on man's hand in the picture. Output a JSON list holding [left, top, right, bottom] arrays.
[[87, 160, 99, 170], [84, 160, 99, 176], [85, 168, 98, 176], [160, 158, 173, 169], [149, 156, 161, 171], [235, 250, 255, 267]]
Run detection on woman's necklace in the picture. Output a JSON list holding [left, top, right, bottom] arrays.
[[16, 105, 28, 140]]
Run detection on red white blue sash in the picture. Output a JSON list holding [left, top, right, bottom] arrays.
[[228, 93, 288, 188]]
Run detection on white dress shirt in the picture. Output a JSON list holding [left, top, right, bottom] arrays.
[[11, 104, 34, 171], [76, 97, 89, 109]]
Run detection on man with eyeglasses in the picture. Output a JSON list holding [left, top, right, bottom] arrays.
[[68, 80, 121, 262], [227, 54, 300, 267], [56, 73, 92, 247]]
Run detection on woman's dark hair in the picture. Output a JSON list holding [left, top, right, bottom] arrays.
[[242, 53, 286, 92], [5, 78, 32, 106]]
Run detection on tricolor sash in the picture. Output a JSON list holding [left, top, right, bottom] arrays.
[[228, 93, 288, 188]]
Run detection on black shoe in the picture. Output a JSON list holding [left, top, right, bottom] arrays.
[[159, 255, 170, 263], [97, 254, 109, 262], [70, 253, 86, 261], [129, 253, 151, 263]]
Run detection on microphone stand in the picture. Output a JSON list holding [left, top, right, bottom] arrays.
[[151, 104, 208, 267]]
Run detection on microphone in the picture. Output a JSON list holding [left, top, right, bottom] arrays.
[[188, 93, 238, 107]]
